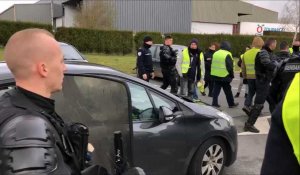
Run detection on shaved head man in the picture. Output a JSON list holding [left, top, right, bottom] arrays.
[[4, 28, 66, 97], [0, 29, 81, 174]]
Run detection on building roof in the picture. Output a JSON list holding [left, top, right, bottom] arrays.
[[192, 0, 278, 24]]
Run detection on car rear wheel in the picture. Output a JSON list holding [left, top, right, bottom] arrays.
[[189, 138, 227, 175]]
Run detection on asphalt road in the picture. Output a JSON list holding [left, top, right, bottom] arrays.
[[150, 73, 271, 175]]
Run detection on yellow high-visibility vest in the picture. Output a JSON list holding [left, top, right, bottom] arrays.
[[181, 48, 204, 74], [243, 48, 260, 78], [210, 50, 233, 77], [282, 72, 300, 164]]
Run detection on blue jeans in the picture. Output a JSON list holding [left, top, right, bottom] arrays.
[[244, 79, 256, 107]]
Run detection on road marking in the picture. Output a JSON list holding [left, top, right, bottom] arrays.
[[238, 116, 271, 136]]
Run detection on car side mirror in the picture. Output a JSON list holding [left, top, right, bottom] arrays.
[[159, 106, 174, 123]]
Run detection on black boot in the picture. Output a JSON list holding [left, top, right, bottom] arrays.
[[242, 105, 251, 116], [244, 123, 260, 133], [234, 92, 240, 98], [244, 104, 264, 133]]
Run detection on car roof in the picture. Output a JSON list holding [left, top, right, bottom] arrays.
[[59, 42, 70, 46], [0, 61, 186, 102]]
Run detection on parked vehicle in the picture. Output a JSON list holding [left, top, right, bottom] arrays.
[[0, 61, 237, 175], [150, 44, 187, 78], [59, 42, 88, 62]]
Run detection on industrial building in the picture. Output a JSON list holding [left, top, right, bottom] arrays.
[[0, 0, 281, 35]]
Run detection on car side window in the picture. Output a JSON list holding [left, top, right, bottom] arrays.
[[149, 45, 156, 58], [127, 83, 156, 121], [149, 91, 178, 112], [53, 75, 130, 173], [155, 46, 161, 59]]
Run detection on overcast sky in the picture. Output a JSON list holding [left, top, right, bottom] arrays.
[[0, 0, 288, 17]]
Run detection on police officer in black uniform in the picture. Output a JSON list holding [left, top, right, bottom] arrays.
[[137, 36, 154, 82], [0, 29, 86, 175], [244, 38, 279, 133], [0, 29, 143, 175], [204, 43, 217, 97], [160, 35, 178, 94], [269, 41, 300, 113]]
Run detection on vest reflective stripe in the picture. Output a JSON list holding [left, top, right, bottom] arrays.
[[243, 48, 260, 76], [282, 72, 300, 164], [181, 48, 203, 74], [211, 50, 233, 77]]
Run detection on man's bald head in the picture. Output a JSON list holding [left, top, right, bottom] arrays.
[[4, 28, 60, 79]]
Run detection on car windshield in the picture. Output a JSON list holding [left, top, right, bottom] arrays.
[[60, 44, 85, 61]]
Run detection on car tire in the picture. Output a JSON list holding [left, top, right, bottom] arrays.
[[189, 138, 227, 175]]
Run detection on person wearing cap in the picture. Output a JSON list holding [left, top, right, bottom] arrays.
[[177, 38, 204, 99], [210, 41, 239, 108], [137, 36, 155, 82]]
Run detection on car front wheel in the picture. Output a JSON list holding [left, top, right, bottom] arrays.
[[189, 138, 227, 175]]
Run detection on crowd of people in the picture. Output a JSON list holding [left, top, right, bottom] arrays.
[[136, 35, 300, 174], [136, 35, 300, 133]]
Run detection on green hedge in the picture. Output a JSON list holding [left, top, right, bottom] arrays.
[[0, 20, 52, 47], [134, 32, 163, 50], [0, 20, 295, 56], [55, 27, 133, 55]]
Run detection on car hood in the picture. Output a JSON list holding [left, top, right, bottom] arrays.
[[184, 102, 221, 118]]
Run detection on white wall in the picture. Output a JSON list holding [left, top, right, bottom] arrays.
[[239, 22, 296, 35], [191, 22, 233, 34], [55, 17, 63, 28], [63, 6, 77, 27]]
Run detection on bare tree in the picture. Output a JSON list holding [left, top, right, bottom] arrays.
[[280, 0, 300, 41], [74, 0, 115, 30]]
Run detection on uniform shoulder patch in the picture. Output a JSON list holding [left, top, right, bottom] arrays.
[[138, 52, 142, 56], [284, 63, 300, 72]]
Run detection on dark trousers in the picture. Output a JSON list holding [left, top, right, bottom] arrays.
[[161, 69, 178, 94], [212, 81, 235, 106], [255, 79, 271, 105], [246, 79, 271, 126], [204, 79, 214, 96], [244, 79, 256, 107]]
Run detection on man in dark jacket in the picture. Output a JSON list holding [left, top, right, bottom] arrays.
[[269, 41, 300, 113], [261, 73, 300, 175], [204, 43, 217, 97], [137, 36, 155, 82], [244, 38, 279, 133], [268, 41, 291, 113], [210, 41, 238, 108], [160, 35, 178, 94]]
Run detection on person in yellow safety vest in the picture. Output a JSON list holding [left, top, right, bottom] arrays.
[[210, 41, 239, 108], [260, 72, 300, 175], [235, 45, 251, 98], [176, 38, 204, 100], [241, 36, 264, 116]]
